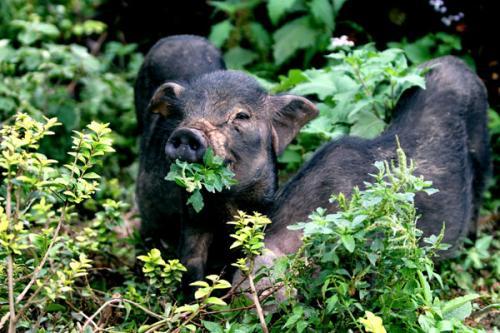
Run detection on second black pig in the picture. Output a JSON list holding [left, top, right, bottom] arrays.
[[261, 56, 490, 269]]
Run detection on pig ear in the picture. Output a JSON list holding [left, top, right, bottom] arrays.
[[269, 95, 318, 155], [146, 82, 185, 117]]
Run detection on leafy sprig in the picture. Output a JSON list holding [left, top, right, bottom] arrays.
[[165, 148, 237, 212]]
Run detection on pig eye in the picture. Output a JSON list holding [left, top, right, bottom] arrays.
[[235, 112, 251, 121]]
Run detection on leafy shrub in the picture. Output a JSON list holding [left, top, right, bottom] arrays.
[[0, 114, 117, 331], [209, 0, 348, 73], [0, 0, 142, 195], [273, 44, 425, 170], [388, 32, 476, 70]]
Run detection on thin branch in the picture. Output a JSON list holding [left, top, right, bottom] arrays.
[[81, 297, 121, 332], [221, 274, 247, 301], [7, 256, 16, 333], [247, 272, 269, 333], [13, 278, 47, 323], [15, 207, 66, 304], [470, 303, 500, 321], [90, 32, 108, 56], [17, 134, 83, 305], [65, 301, 99, 332], [144, 318, 169, 333], [0, 312, 10, 331], [172, 308, 201, 333], [6, 180, 17, 333], [120, 299, 165, 321]]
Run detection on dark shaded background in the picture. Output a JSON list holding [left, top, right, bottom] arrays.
[[96, 0, 499, 109]]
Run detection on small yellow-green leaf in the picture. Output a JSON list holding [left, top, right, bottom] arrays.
[[359, 311, 387, 333], [205, 297, 227, 306]]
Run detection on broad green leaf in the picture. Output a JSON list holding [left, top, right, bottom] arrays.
[[211, 0, 261, 15], [359, 311, 387, 333], [442, 294, 479, 320], [209, 20, 233, 48], [205, 296, 227, 306], [267, 0, 297, 25], [348, 110, 386, 139], [341, 234, 355, 253], [310, 0, 334, 30], [194, 287, 210, 300], [202, 321, 224, 333], [291, 69, 337, 99], [248, 22, 271, 52], [187, 190, 204, 212], [273, 16, 318, 65], [275, 69, 308, 93], [175, 304, 199, 314], [333, 0, 348, 12], [224, 47, 258, 69]]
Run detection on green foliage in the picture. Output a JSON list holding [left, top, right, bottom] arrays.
[[0, 0, 142, 191], [166, 148, 238, 212], [137, 248, 186, 297], [483, 108, 500, 214], [0, 114, 118, 330], [209, 0, 347, 72], [275, 44, 425, 170], [388, 32, 475, 69], [436, 229, 499, 321], [256, 143, 484, 332], [229, 211, 272, 272]]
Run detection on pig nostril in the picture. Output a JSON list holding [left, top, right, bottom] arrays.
[[189, 140, 199, 151], [172, 138, 181, 148]]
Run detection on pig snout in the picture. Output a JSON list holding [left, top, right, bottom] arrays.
[[165, 128, 207, 163]]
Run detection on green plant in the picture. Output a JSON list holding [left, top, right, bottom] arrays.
[[253, 143, 486, 332], [0, 0, 142, 197], [137, 248, 187, 298], [166, 148, 238, 212], [0, 116, 491, 332], [388, 32, 475, 69], [209, 0, 348, 73], [0, 114, 115, 331], [229, 211, 272, 332], [275, 44, 425, 170]]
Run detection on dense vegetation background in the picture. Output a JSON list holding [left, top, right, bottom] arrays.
[[0, 0, 498, 331]]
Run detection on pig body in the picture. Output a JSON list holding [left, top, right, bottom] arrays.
[[135, 35, 318, 284], [264, 56, 490, 261]]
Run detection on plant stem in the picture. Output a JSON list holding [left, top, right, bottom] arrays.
[[417, 270, 432, 305], [6, 180, 17, 333], [82, 297, 121, 331], [14, 278, 47, 323], [120, 299, 165, 320], [0, 312, 9, 331], [247, 272, 269, 333], [173, 307, 204, 333], [16, 206, 66, 304], [7, 255, 16, 333]]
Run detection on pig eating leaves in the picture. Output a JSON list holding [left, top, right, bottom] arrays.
[[135, 35, 318, 286]]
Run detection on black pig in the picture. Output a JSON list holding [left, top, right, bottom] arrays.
[[260, 56, 490, 271], [136, 35, 226, 256], [135, 35, 318, 283]]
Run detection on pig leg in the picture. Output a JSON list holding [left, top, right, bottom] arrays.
[[179, 224, 213, 284]]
